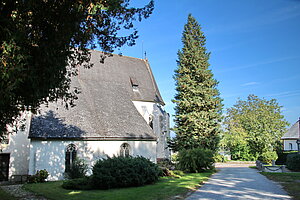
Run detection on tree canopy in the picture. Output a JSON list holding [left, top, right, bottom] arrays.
[[0, 0, 154, 136], [222, 94, 289, 161], [169, 14, 223, 152]]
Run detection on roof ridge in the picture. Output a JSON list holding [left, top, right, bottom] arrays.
[[89, 48, 146, 62]]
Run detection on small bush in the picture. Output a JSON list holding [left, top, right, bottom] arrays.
[[157, 158, 174, 170], [276, 151, 297, 165], [62, 177, 93, 190], [214, 154, 225, 163], [258, 151, 278, 164], [286, 154, 300, 171], [177, 148, 215, 173], [28, 169, 49, 183], [64, 158, 88, 179], [91, 156, 161, 189]]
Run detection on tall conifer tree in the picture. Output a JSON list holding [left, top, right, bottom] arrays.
[[170, 14, 223, 152]]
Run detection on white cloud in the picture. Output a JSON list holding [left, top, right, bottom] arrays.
[[241, 82, 259, 86]]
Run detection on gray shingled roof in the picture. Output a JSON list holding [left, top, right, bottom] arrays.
[[281, 120, 300, 140], [29, 51, 164, 140]]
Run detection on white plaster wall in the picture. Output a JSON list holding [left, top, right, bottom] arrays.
[[283, 140, 298, 151], [132, 101, 155, 123], [1, 112, 31, 179], [29, 140, 156, 181], [132, 101, 171, 160]]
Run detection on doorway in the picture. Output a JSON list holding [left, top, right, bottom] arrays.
[[0, 154, 10, 181]]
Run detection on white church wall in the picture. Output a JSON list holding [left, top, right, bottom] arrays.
[[1, 112, 31, 180], [132, 101, 155, 124], [132, 100, 171, 160], [283, 139, 298, 151], [29, 140, 156, 181]]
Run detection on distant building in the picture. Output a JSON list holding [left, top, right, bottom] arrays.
[[0, 51, 170, 181], [281, 119, 300, 151]]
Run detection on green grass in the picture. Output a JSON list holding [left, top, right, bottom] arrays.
[[261, 172, 300, 200], [23, 172, 213, 200], [0, 187, 17, 200]]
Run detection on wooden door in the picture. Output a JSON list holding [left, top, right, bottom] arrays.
[[0, 154, 10, 181]]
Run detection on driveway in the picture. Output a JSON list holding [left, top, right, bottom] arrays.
[[185, 163, 291, 200]]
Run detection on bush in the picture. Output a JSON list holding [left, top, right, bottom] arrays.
[[91, 156, 161, 189], [28, 169, 49, 183], [62, 177, 93, 190], [276, 151, 297, 165], [157, 158, 174, 169], [214, 154, 225, 163], [64, 158, 88, 179], [258, 151, 278, 164], [177, 148, 215, 173], [286, 154, 300, 171]]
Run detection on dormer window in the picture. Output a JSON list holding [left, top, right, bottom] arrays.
[[130, 77, 139, 91]]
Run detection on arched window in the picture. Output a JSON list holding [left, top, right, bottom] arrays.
[[65, 144, 77, 172], [289, 143, 293, 150], [120, 143, 131, 157]]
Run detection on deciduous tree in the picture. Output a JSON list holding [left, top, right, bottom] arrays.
[[0, 0, 154, 137], [223, 94, 289, 160]]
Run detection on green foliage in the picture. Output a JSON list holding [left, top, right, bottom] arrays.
[[258, 151, 278, 164], [286, 154, 300, 171], [276, 151, 298, 165], [64, 158, 88, 179], [177, 148, 215, 172], [91, 156, 161, 189], [213, 154, 226, 163], [62, 177, 93, 190], [0, 0, 154, 136], [223, 95, 289, 160], [28, 169, 49, 183], [169, 14, 223, 152]]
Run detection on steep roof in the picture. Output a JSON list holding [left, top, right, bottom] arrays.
[[281, 120, 300, 140], [29, 51, 164, 140]]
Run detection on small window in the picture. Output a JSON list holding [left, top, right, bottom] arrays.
[[289, 143, 293, 150], [65, 144, 77, 172], [149, 115, 153, 129], [130, 77, 139, 91], [120, 143, 131, 157]]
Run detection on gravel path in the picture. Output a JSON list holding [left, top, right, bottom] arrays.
[[186, 163, 292, 200], [1, 184, 47, 200]]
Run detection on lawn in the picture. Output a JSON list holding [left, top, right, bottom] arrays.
[[23, 172, 213, 200], [261, 172, 300, 200], [0, 187, 17, 200]]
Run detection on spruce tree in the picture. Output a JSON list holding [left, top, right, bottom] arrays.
[[170, 14, 223, 152]]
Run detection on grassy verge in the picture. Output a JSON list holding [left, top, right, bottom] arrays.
[[0, 187, 17, 200], [261, 172, 300, 200], [23, 172, 213, 200]]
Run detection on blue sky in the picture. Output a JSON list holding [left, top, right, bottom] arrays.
[[113, 0, 300, 127]]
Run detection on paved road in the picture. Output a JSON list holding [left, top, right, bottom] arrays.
[[186, 163, 291, 200]]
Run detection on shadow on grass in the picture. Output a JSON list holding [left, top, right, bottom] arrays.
[[23, 171, 214, 200]]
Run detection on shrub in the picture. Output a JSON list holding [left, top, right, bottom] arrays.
[[64, 158, 88, 179], [157, 158, 174, 169], [276, 151, 297, 165], [214, 154, 225, 163], [286, 154, 300, 171], [258, 151, 278, 164], [91, 156, 161, 189], [62, 177, 93, 190], [28, 169, 49, 183], [177, 148, 215, 173]]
